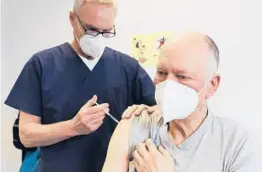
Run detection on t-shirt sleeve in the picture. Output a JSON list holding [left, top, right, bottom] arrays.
[[4, 56, 42, 117], [229, 132, 259, 172], [128, 112, 163, 160], [133, 63, 156, 106]]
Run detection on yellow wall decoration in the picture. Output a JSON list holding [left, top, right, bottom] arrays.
[[131, 32, 173, 68]]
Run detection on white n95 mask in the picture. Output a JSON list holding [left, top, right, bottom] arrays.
[[155, 80, 201, 123], [78, 34, 107, 59], [75, 18, 108, 59]]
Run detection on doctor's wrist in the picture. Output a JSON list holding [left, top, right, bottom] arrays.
[[64, 119, 80, 138]]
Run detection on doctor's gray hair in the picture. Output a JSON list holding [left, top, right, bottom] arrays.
[[73, 0, 117, 14]]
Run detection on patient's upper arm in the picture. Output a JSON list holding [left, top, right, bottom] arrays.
[[102, 118, 133, 172], [102, 110, 163, 172]]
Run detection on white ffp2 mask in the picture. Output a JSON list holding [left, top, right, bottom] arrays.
[[155, 80, 204, 123], [78, 34, 107, 59], [75, 20, 107, 59]]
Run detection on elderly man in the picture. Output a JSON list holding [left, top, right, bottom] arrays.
[[4, 0, 156, 172], [102, 32, 256, 172]]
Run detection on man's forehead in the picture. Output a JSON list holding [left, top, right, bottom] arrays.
[[158, 54, 206, 74], [78, 1, 116, 15], [161, 32, 209, 53], [160, 40, 209, 63], [158, 34, 210, 75], [77, 2, 116, 29]]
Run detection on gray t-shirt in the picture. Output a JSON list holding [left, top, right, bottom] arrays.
[[128, 111, 257, 172]]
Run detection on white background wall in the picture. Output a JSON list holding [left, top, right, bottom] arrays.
[[1, 0, 262, 171]]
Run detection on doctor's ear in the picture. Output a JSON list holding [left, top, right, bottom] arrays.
[[206, 75, 220, 99], [69, 11, 77, 26]]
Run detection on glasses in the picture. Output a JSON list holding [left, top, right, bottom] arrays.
[[75, 14, 116, 38]]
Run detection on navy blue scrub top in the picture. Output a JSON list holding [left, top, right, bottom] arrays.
[[5, 43, 156, 172]]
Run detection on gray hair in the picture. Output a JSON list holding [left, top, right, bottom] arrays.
[[204, 35, 220, 69], [73, 0, 116, 13], [203, 35, 220, 79]]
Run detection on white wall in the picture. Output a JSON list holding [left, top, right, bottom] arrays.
[[2, 0, 262, 171], [1, 0, 3, 170]]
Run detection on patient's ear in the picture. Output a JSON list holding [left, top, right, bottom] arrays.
[[206, 74, 220, 99]]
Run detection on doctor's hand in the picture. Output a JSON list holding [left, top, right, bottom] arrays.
[[70, 95, 109, 136], [121, 104, 149, 119], [122, 105, 160, 119], [133, 139, 174, 172], [147, 105, 161, 115]]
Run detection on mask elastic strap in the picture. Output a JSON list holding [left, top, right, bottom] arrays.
[[74, 32, 80, 43], [76, 19, 85, 36], [198, 71, 218, 95], [198, 81, 209, 95]]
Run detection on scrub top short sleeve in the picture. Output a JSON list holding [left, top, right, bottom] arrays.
[[5, 56, 42, 117]]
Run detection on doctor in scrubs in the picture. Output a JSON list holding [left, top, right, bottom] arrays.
[[4, 0, 156, 172]]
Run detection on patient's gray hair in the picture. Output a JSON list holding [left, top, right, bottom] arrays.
[[201, 34, 220, 80], [204, 35, 220, 69], [73, 0, 116, 13]]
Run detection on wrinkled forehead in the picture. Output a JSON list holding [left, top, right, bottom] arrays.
[[157, 39, 210, 77]]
